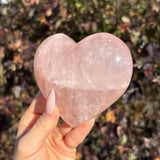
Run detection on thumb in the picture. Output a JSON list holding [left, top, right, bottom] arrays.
[[22, 89, 59, 148]]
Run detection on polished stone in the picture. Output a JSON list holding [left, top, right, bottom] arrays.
[[34, 33, 133, 127]]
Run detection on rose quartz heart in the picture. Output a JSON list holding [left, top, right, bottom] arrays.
[[34, 33, 133, 127]]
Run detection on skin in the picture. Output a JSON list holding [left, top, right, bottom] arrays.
[[14, 92, 95, 160]]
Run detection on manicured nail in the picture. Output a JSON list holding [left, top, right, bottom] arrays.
[[45, 88, 55, 115], [35, 91, 41, 98]]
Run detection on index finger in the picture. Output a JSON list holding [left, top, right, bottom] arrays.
[[17, 92, 46, 137]]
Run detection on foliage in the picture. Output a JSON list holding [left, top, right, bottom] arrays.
[[0, 0, 160, 159]]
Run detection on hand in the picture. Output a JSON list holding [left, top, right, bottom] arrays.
[[14, 89, 95, 160]]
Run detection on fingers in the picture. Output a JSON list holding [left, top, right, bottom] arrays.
[[19, 89, 59, 149], [59, 122, 72, 136], [64, 118, 95, 149], [17, 92, 46, 137]]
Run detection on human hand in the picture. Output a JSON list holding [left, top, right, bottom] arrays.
[[14, 89, 95, 160]]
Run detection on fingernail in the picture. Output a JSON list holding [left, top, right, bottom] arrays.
[[35, 91, 42, 100], [52, 128, 62, 140], [45, 88, 55, 115]]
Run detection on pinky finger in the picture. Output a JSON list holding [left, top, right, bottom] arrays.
[[64, 118, 95, 149]]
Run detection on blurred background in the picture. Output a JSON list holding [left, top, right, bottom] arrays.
[[0, 0, 160, 159]]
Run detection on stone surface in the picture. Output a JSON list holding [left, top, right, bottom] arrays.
[[34, 33, 133, 127]]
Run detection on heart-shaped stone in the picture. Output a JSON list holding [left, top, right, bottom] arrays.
[[34, 33, 133, 127]]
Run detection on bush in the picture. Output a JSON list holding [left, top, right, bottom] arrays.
[[0, 0, 160, 159]]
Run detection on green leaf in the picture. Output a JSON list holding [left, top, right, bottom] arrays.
[[75, 2, 82, 8]]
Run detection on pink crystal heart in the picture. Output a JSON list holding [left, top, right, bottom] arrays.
[[34, 33, 133, 127]]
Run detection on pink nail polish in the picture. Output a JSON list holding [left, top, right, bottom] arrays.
[[45, 88, 55, 115]]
